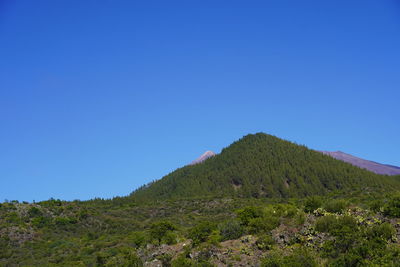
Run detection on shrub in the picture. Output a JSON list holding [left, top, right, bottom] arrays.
[[256, 234, 275, 251], [163, 231, 177, 245], [219, 220, 243, 241], [5, 212, 21, 224], [207, 230, 221, 245], [284, 248, 317, 267], [28, 207, 42, 217], [336, 216, 358, 233], [368, 223, 395, 241], [54, 217, 77, 226], [282, 205, 298, 218], [31, 216, 52, 228], [157, 254, 172, 267], [171, 255, 192, 267], [261, 248, 317, 267], [319, 216, 360, 257], [129, 231, 148, 248], [248, 216, 279, 234], [315, 215, 337, 233], [304, 196, 322, 213], [315, 215, 357, 235], [324, 199, 347, 214], [329, 253, 363, 267], [188, 221, 214, 246], [369, 199, 384, 213], [293, 211, 306, 225], [384, 194, 400, 217], [104, 250, 143, 267], [150, 221, 176, 245], [262, 255, 282, 267], [271, 204, 297, 218], [236, 206, 263, 226]]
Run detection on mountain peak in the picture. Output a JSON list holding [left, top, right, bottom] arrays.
[[190, 151, 216, 165]]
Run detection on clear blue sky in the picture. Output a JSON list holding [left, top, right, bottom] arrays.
[[1, 0, 399, 202]]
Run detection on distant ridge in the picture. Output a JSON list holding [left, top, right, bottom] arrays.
[[190, 151, 216, 165], [319, 151, 400, 176]]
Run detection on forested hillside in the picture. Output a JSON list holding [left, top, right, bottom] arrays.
[[3, 192, 400, 266], [132, 133, 400, 202]]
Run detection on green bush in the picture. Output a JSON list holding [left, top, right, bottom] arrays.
[[207, 230, 221, 245], [335, 216, 358, 233], [5, 212, 21, 224], [367, 223, 395, 241], [282, 205, 298, 218], [104, 251, 143, 267], [248, 216, 279, 234], [293, 211, 306, 225], [304, 196, 322, 213], [315, 215, 357, 235], [261, 248, 317, 267], [369, 199, 384, 213], [171, 255, 193, 267], [27, 206, 42, 217], [171, 252, 214, 267], [256, 234, 275, 250], [284, 248, 317, 267], [54, 217, 78, 226], [384, 194, 400, 217], [157, 254, 172, 267], [236, 206, 263, 226], [0, 237, 11, 259], [329, 253, 363, 267], [31, 216, 52, 228], [162, 231, 178, 245], [129, 231, 148, 248], [324, 199, 347, 214], [315, 215, 337, 233], [150, 221, 176, 245], [236, 206, 280, 234], [219, 220, 243, 241], [188, 221, 214, 246], [261, 253, 282, 267]]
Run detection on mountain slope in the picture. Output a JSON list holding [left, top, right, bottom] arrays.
[[132, 133, 400, 202], [320, 151, 400, 176], [190, 151, 216, 165]]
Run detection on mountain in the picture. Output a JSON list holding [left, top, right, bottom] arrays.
[[132, 133, 400, 202], [190, 151, 216, 165], [320, 151, 400, 176]]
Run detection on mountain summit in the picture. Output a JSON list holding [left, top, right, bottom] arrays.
[[320, 151, 400, 176], [132, 133, 400, 202], [190, 151, 216, 165]]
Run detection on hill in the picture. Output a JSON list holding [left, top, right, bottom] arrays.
[[132, 133, 400, 202], [320, 151, 400, 175]]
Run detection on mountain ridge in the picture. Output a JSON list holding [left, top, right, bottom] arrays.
[[320, 151, 400, 176]]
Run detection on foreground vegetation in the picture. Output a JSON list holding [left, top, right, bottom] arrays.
[[2, 191, 400, 266]]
